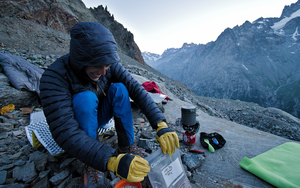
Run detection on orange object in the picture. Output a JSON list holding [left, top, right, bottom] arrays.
[[0, 104, 15, 115], [21, 107, 33, 115], [114, 180, 142, 188]]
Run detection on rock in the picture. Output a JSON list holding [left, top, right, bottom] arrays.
[[0, 156, 11, 165], [0, 123, 13, 131], [64, 177, 82, 188], [60, 158, 76, 169], [182, 153, 205, 172], [56, 175, 72, 188], [31, 176, 50, 188], [21, 108, 33, 115], [140, 130, 154, 139], [0, 164, 14, 171], [137, 139, 153, 154], [13, 160, 26, 167], [70, 159, 85, 175], [49, 170, 70, 186], [0, 126, 12, 133], [0, 75, 40, 109], [0, 171, 7, 185], [0, 132, 8, 139], [38, 169, 51, 180], [157, 103, 165, 113], [12, 131, 23, 137], [29, 151, 49, 172], [8, 152, 22, 160], [134, 118, 145, 126], [12, 162, 37, 182], [110, 177, 121, 187]]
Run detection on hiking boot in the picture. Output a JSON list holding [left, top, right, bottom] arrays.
[[83, 165, 107, 188], [118, 144, 147, 158]]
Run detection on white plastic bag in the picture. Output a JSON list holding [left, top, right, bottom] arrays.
[[145, 148, 192, 188]]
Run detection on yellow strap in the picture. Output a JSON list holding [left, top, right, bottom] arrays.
[[32, 132, 42, 148], [157, 121, 168, 132]]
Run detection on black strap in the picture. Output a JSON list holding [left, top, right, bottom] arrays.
[[157, 127, 173, 137], [117, 154, 135, 178]]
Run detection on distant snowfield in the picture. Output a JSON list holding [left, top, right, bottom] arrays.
[[271, 9, 300, 30], [143, 52, 161, 61]]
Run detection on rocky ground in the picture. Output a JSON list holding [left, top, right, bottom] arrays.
[[0, 46, 300, 187], [1, 101, 204, 188]]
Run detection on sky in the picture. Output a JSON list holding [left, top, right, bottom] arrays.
[[82, 0, 298, 55]]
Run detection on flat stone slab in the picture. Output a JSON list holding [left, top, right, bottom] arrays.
[[165, 97, 298, 188]]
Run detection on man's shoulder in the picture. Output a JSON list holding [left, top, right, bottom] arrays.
[[41, 54, 72, 84], [50, 54, 69, 68], [44, 54, 70, 73]]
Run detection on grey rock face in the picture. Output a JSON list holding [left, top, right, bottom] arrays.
[[0, 0, 145, 64]]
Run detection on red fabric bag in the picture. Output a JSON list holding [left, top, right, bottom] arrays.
[[142, 81, 169, 100]]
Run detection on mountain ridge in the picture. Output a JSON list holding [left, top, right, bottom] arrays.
[[143, 0, 300, 118]]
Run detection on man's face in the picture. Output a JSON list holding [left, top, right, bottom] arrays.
[[85, 65, 110, 81]]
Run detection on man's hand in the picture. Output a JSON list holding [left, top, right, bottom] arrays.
[[156, 121, 180, 156], [107, 153, 150, 182]]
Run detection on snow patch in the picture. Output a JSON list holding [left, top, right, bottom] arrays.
[[292, 27, 300, 41], [142, 52, 161, 61], [242, 64, 248, 71]]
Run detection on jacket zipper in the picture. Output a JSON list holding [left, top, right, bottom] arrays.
[[97, 83, 106, 96]]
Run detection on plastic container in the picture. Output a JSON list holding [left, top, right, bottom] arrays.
[[114, 180, 142, 188], [145, 148, 192, 188]]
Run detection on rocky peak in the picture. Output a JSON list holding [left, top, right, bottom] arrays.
[[280, 0, 300, 18], [181, 43, 197, 48], [0, 0, 146, 64], [161, 48, 178, 56]]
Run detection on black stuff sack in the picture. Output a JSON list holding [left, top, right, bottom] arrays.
[[200, 132, 226, 150]]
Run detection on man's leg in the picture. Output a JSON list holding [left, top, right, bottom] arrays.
[[98, 83, 134, 148], [72, 91, 99, 139], [73, 91, 113, 187]]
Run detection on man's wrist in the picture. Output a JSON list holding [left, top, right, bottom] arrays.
[[157, 121, 168, 132]]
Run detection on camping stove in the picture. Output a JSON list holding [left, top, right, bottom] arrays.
[[181, 105, 200, 145]]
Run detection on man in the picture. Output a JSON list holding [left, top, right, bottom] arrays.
[[39, 22, 179, 183]]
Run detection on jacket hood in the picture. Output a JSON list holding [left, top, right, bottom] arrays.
[[69, 22, 120, 76]]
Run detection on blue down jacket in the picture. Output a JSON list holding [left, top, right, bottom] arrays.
[[39, 22, 165, 172]]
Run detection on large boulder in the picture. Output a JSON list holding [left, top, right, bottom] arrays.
[[0, 73, 40, 109]]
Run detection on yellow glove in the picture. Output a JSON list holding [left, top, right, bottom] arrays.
[[107, 153, 150, 182], [156, 121, 180, 156]]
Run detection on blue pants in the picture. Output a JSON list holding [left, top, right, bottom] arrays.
[[72, 83, 134, 147]]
